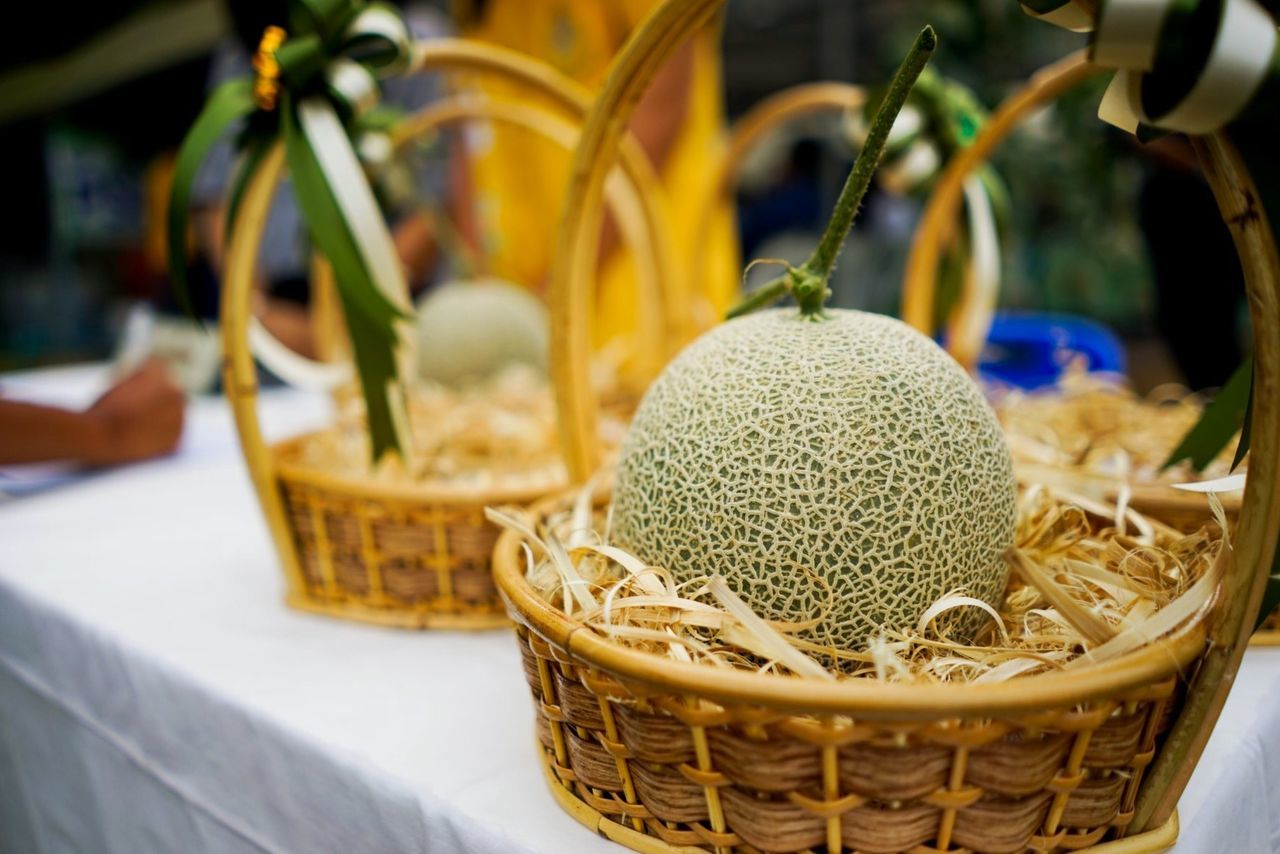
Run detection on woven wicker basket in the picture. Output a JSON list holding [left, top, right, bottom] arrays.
[[221, 39, 677, 629], [492, 1, 1280, 850], [501, 491, 1194, 854]]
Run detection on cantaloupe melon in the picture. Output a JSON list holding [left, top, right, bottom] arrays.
[[415, 279, 548, 387], [611, 309, 1016, 649], [609, 27, 1015, 651]]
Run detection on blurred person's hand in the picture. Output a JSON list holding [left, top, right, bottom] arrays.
[[1, 360, 187, 468], [83, 360, 186, 466]]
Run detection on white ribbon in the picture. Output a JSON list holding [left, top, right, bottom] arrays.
[[1093, 0, 1172, 69], [357, 130, 394, 171], [326, 57, 380, 119], [1096, 0, 1277, 134], [878, 139, 941, 195], [298, 96, 411, 314], [248, 316, 352, 390], [1152, 0, 1275, 133], [1173, 473, 1247, 493], [296, 95, 413, 451], [1097, 70, 1145, 134], [947, 176, 1001, 365], [344, 5, 412, 77], [844, 102, 925, 154]]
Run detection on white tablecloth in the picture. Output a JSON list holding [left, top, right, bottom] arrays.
[[1, 365, 1278, 854]]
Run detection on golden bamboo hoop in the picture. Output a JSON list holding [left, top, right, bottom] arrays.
[[415, 41, 689, 363]]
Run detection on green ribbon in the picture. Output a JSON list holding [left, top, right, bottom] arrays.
[[167, 78, 257, 321], [168, 0, 415, 464], [1163, 357, 1253, 472]]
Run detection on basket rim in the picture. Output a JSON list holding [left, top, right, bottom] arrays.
[[494, 487, 1209, 719], [271, 430, 563, 506]]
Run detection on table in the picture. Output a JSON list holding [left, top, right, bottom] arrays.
[[1, 365, 1278, 854]]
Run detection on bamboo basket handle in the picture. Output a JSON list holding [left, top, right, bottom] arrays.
[[418, 41, 687, 361], [222, 143, 302, 593], [902, 51, 1103, 369], [551, 0, 726, 481], [687, 82, 866, 335], [393, 96, 669, 380], [897, 49, 1280, 835], [1129, 131, 1280, 833]]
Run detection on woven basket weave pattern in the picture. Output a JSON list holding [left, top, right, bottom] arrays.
[[515, 626, 1179, 853], [282, 478, 500, 608]]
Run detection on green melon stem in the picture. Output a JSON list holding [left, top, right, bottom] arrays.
[[728, 26, 937, 321]]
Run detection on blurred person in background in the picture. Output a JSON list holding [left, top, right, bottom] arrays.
[[0, 359, 184, 466], [454, 0, 740, 344]]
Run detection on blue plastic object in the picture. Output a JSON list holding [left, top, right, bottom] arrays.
[[965, 311, 1127, 391]]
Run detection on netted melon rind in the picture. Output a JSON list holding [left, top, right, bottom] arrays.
[[415, 279, 548, 387], [611, 308, 1017, 650]]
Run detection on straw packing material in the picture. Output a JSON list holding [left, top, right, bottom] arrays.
[[488, 481, 1224, 683], [995, 363, 1242, 486], [300, 365, 627, 490]]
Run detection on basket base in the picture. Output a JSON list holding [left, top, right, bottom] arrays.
[[285, 592, 509, 630], [535, 744, 1178, 854]]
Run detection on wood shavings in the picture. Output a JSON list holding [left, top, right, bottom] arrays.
[[489, 481, 1225, 684], [994, 361, 1243, 488], [296, 365, 626, 488]]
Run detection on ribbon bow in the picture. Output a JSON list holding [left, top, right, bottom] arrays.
[[168, 0, 415, 464], [1021, 0, 1279, 136]]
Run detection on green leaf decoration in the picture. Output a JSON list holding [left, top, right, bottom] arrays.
[[1233, 365, 1254, 471], [1163, 356, 1252, 473], [167, 0, 417, 466], [282, 96, 407, 462], [974, 164, 1011, 239], [934, 225, 969, 331], [356, 104, 407, 134], [167, 78, 257, 322]]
